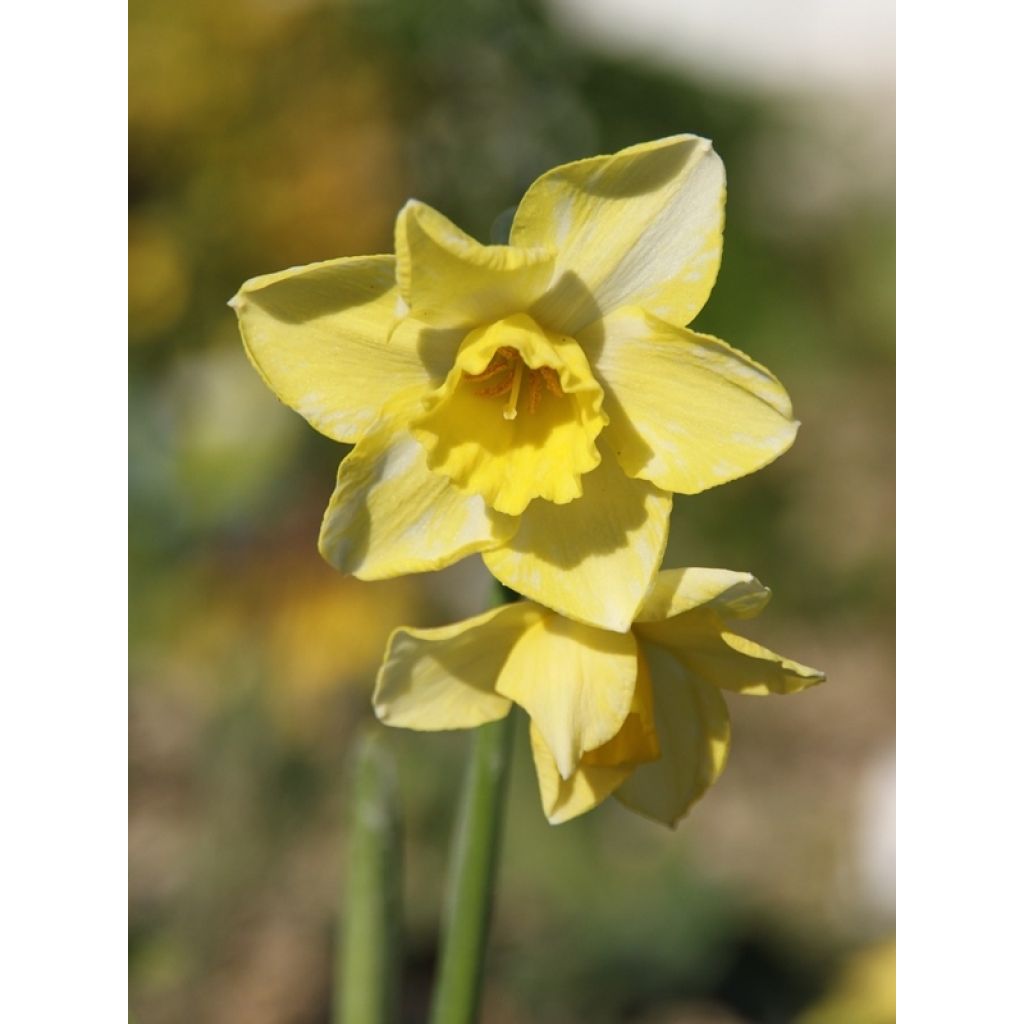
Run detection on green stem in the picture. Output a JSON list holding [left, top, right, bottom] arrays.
[[336, 727, 402, 1024], [429, 711, 515, 1024]]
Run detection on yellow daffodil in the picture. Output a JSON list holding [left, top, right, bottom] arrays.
[[374, 568, 824, 825], [231, 136, 798, 631]]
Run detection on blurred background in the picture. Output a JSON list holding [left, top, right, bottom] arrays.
[[128, 0, 895, 1020]]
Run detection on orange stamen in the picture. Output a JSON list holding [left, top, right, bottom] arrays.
[[528, 371, 543, 413], [476, 375, 514, 397], [540, 366, 563, 397]]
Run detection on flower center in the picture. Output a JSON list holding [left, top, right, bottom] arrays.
[[462, 346, 565, 421], [410, 313, 607, 515]]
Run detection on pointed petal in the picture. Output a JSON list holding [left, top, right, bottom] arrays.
[[614, 645, 731, 827], [637, 612, 826, 696], [583, 307, 798, 494], [395, 200, 555, 329], [373, 602, 543, 730], [513, 135, 724, 334], [319, 392, 518, 579], [483, 447, 671, 632], [496, 612, 638, 778], [529, 723, 631, 824], [231, 255, 432, 443], [686, 628, 826, 696], [636, 568, 772, 623]]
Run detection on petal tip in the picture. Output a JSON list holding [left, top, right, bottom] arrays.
[[544, 808, 573, 826]]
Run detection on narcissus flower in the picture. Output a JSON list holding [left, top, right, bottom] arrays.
[[231, 136, 798, 631], [374, 568, 824, 825]]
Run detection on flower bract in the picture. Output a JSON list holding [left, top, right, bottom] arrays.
[[373, 568, 825, 825], [231, 136, 798, 631]]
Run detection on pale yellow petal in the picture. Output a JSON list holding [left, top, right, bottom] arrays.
[[496, 611, 638, 778], [513, 135, 724, 334], [529, 723, 631, 824], [581, 644, 660, 768], [412, 315, 606, 515], [373, 602, 544, 730], [614, 645, 731, 827], [388, 314, 466, 381], [395, 200, 555, 329], [318, 391, 518, 579], [688, 629, 826, 696], [483, 445, 670, 633], [583, 307, 798, 494], [231, 255, 432, 443], [637, 612, 826, 696], [636, 568, 772, 623]]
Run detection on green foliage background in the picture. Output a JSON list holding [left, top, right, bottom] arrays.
[[129, 1, 895, 1020]]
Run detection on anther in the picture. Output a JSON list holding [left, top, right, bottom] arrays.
[[466, 362, 510, 384], [476, 376, 514, 397], [528, 371, 543, 413], [539, 366, 563, 397]]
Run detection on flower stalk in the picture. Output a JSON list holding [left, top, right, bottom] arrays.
[[429, 711, 515, 1024], [336, 727, 402, 1024], [428, 578, 519, 1024]]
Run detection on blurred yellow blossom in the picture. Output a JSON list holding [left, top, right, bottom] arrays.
[[799, 937, 896, 1024], [232, 136, 798, 631], [373, 568, 824, 825]]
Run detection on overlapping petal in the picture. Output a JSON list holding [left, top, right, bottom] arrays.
[[637, 610, 825, 696], [513, 135, 725, 335], [231, 255, 432, 444], [529, 724, 632, 825], [636, 567, 771, 623], [396, 200, 555, 330], [370, 565, 824, 826], [580, 647, 660, 769], [482, 444, 671, 632], [496, 611, 638, 778], [374, 602, 543, 730], [584, 307, 798, 495], [614, 645, 731, 826], [318, 390, 518, 579]]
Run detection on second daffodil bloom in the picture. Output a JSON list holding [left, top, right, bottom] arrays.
[[374, 569, 824, 825], [231, 136, 798, 631]]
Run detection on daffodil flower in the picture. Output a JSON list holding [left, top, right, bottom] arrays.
[[231, 136, 798, 631], [373, 568, 824, 825]]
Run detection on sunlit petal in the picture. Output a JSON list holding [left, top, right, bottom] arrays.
[[374, 602, 543, 730], [529, 723, 631, 824], [483, 445, 671, 632], [318, 390, 517, 579], [513, 135, 724, 334], [497, 611, 637, 778], [584, 307, 798, 494], [637, 611, 826, 695], [614, 645, 731, 826], [231, 255, 431, 443], [636, 568, 772, 623], [581, 645, 660, 768], [396, 200, 555, 329]]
